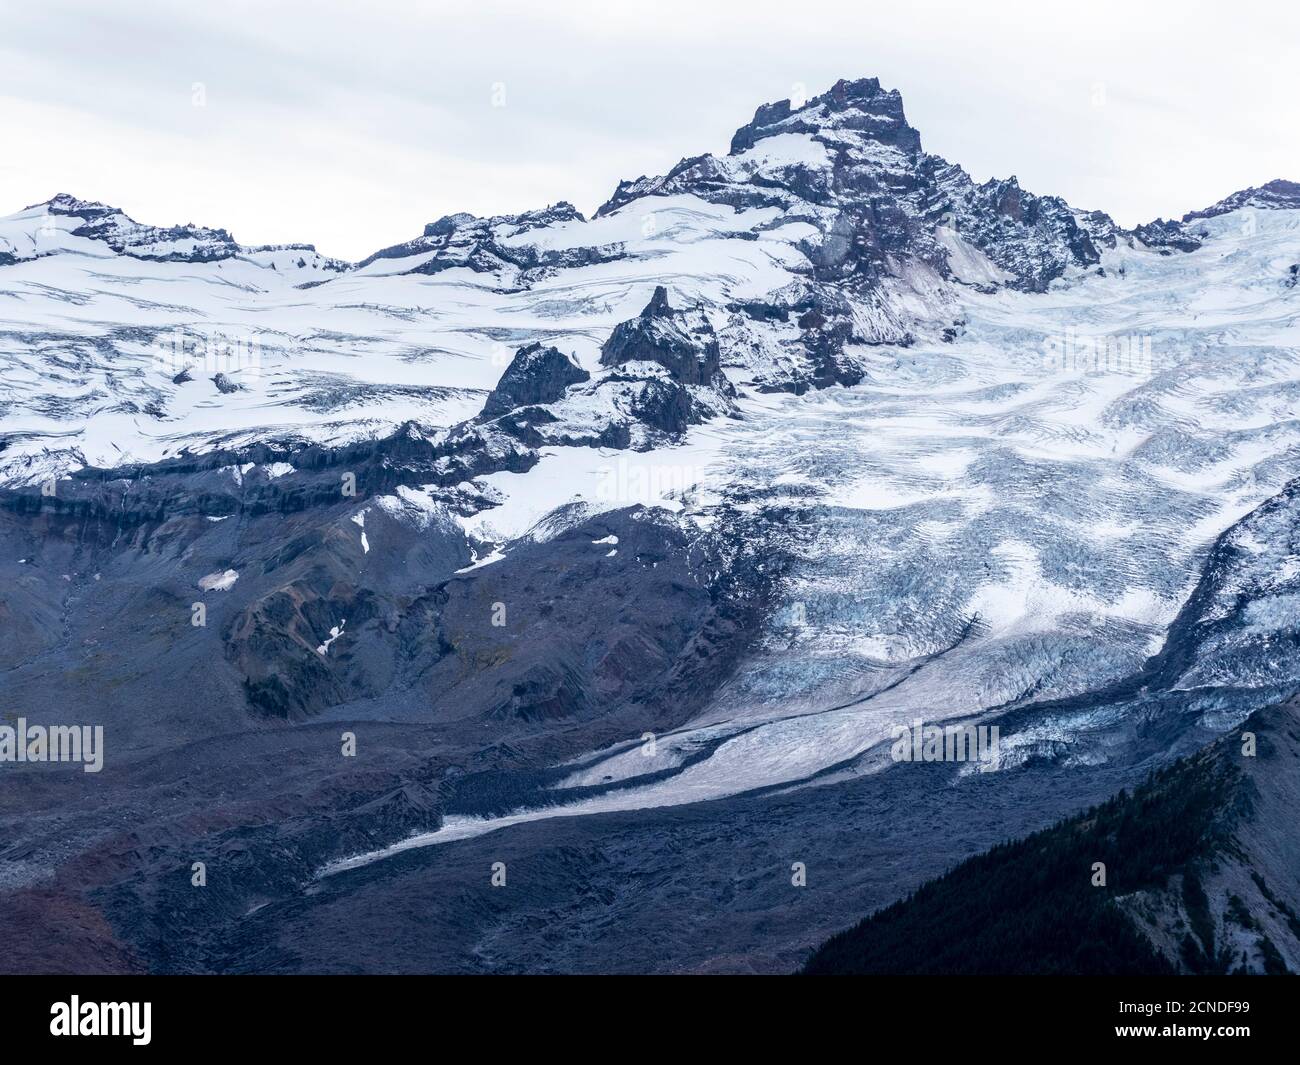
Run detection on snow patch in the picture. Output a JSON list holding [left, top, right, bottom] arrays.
[[351, 510, 369, 553], [198, 569, 238, 592], [317, 618, 347, 656]]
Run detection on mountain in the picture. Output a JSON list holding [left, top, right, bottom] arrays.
[[2, 76, 1299, 975], [0, 192, 348, 273], [0, 77, 1223, 486], [804, 697, 1300, 975], [1183, 179, 1300, 222]]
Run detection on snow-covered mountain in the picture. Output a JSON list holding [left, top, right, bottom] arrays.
[[2, 76, 1299, 974], [0, 78, 1198, 484]]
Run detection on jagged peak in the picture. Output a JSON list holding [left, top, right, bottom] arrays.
[[595, 76, 921, 219], [4, 193, 352, 270], [642, 284, 673, 318], [14, 191, 236, 251], [480, 341, 590, 419], [28, 192, 230, 237], [1183, 178, 1300, 222], [356, 200, 606, 276], [33, 191, 116, 215], [422, 211, 479, 237], [728, 75, 919, 156], [421, 201, 584, 240]]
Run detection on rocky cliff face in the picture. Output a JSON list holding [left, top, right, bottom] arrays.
[[480, 343, 591, 418], [599, 286, 726, 386], [598, 77, 1124, 297]]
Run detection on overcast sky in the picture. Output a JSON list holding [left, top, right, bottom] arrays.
[[1, 0, 1296, 261]]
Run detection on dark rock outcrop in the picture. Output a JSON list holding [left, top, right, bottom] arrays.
[[45, 192, 241, 263], [729, 77, 921, 156], [1133, 218, 1203, 253], [925, 163, 1118, 292], [356, 202, 625, 283], [599, 286, 726, 388], [1131, 179, 1300, 254], [480, 343, 590, 418], [1183, 178, 1300, 222]]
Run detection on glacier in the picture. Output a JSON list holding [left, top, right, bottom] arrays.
[[2, 76, 1299, 973]]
